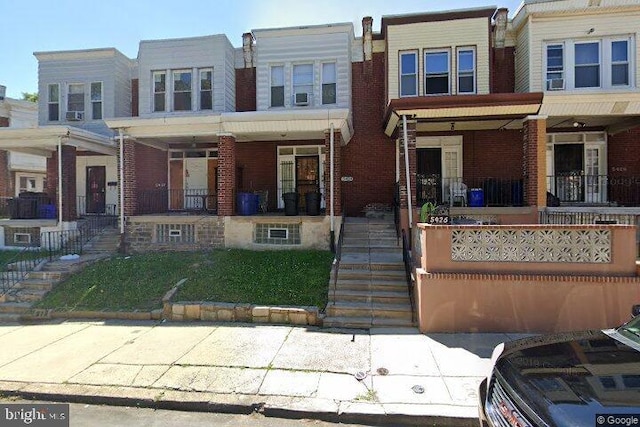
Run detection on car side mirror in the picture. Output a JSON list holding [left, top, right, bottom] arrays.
[[632, 305, 640, 317]]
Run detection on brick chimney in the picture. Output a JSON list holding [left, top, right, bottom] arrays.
[[494, 8, 508, 49], [362, 17, 373, 62], [242, 32, 255, 69]]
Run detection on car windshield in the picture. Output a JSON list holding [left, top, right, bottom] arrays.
[[618, 315, 640, 341]]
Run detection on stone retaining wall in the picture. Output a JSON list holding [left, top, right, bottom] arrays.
[[125, 216, 224, 253]]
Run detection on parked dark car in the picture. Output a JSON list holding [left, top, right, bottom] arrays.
[[479, 306, 640, 427]]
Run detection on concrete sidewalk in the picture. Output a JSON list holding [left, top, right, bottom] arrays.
[[0, 320, 527, 426]]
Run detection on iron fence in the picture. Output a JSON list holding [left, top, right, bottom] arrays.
[[138, 189, 217, 215], [546, 175, 640, 206], [416, 175, 524, 207]]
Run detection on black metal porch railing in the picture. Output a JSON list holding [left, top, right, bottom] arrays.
[[546, 175, 640, 206], [416, 175, 524, 207], [0, 247, 47, 295], [138, 189, 217, 215], [401, 229, 415, 322], [0, 193, 56, 220], [330, 212, 346, 307], [77, 196, 118, 217]]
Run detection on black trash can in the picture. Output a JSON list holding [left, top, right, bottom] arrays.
[[283, 192, 298, 216], [305, 192, 321, 216]]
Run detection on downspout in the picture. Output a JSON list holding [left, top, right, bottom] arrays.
[[57, 137, 63, 225], [395, 138, 400, 182], [402, 115, 413, 229], [118, 129, 125, 235], [329, 123, 335, 251]]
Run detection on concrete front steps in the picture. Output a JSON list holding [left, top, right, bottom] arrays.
[[323, 216, 415, 329], [82, 227, 120, 255]]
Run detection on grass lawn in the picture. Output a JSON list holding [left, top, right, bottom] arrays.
[[34, 249, 334, 311]]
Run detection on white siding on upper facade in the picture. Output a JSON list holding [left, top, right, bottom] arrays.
[[137, 34, 235, 116], [527, 10, 640, 93], [515, 18, 531, 93], [254, 26, 353, 111], [387, 17, 491, 101], [36, 49, 133, 135]]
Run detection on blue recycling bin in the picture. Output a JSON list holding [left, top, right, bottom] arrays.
[[469, 188, 484, 207], [237, 192, 255, 216]]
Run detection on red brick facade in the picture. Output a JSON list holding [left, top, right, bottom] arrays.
[[46, 146, 77, 221], [217, 134, 236, 216], [121, 141, 167, 216], [235, 68, 257, 112], [608, 127, 640, 177], [491, 47, 516, 93], [0, 117, 9, 198], [343, 52, 396, 215], [324, 130, 342, 216], [121, 140, 137, 216], [462, 130, 523, 179], [523, 117, 546, 207]]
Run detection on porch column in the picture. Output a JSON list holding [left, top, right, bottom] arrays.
[[46, 146, 77, 221], [122, 139, 137, 216], [324, 129, 342, 216], [398, 119, 417, 210], [217, 133, 236, 216], [523, 115, 547, 209]]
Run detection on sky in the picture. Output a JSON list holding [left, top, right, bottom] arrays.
[[0, 0, 523, 99]]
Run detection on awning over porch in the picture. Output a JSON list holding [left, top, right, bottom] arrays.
[[0, 126, 118, 156], [383, 93, 544, 135], [105, 108, 353, 147], [541, 92, 640, 134]]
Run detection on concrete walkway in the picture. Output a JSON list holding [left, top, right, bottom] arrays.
[[0, 320, 527, 426]]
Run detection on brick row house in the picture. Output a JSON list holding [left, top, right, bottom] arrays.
[[0, 0, 638, 253]]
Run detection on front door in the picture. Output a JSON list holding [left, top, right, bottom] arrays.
[[554, 144, 584, 202], [184, 157, 208, 209], [86, 166, 106, 214], [296, 156, 319, 210], [417, 148, 442, 204]]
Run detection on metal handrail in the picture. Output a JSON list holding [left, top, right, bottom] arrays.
[[331, 210, 346, 307], [0, 247, 46, 296], [402, 229, 415, 322]]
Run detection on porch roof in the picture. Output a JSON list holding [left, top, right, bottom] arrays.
[[383, 93, 543, 136], [105, 109, 353, 149], [0, 126, 118, 156], [541, 92, 640, 135]]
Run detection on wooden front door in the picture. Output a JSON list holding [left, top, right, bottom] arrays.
[[295, 156, 319, 210], [86, 166, 106, 214], [169, 160, 184, 210]]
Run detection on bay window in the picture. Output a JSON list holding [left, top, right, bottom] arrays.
[[47, 84, 59, 122], [322, 62, 336, 105], [153, 71, 166, 112], [91, 82, 102, 120], [67, 83, 85, 113], [199, 68, 212, 110], [173, 70, 192, 111], [293, 64, 313, 105]]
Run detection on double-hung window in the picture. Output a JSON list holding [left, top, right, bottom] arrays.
[[293, 64, 313, 105], [153, 71, 166, 112], [546, 44, 564, 90], [91, 82, 102, 120], [173, 70, 192, 111], [457, 48, 476, 94], [322, 62, 336, 105], [270, 66, 285, 107], [611, 40, 629, 86], [574, 42, 600, 88], [425, 50, 450, 95], [399, 51, 418, 97], [47, 84, 59, 122], [67, 83, 85, 114], [199, 68, 212, 110]]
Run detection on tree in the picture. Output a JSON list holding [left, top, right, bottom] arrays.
[[21, 92, 38, 102]]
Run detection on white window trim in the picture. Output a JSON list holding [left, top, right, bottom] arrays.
[[574, 40, 601, 89], [198, 68, 213, 111], [172, 69, 193, 112], [47, 83, 60, 122], [399, 50, 418, 97], [152, 70, 167, 113], [270, 64, 286, 108], [90, 81, 103, 120], [456, 47, 476, 94], [543, 36, 635, 92], [424, 49, 451, 96], [321, 61, 337, 105], [292, 63, 314, 106]]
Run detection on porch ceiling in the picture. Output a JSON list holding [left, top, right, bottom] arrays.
[[384, 93, 543, 136], [106, 109, 353, 149], [0, 126, 118, 156]]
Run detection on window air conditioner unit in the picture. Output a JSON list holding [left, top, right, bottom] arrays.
[[546, 78, 565, 91], [66, 111, 84, 121], [294, 92, 309, 106]]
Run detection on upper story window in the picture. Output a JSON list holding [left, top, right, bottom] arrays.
[[575, 42, 600, 88], [322, 62, 336, 105], [199, 68, 212, 110], [173, 70, 192, 111], [270, 66, 285, 107], [67, 83, 85, 113], [425, 50, 450, 95], [545, 36, 633, 91], [400, 51, 418, 97], [293, 64, 313, 106], [153, 71, 166, 112], [47, 84, 59, 122], [457, 48, 476, 94], [91, 82, 103, 120]]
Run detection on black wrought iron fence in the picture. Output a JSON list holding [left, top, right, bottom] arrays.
[[138, 189, 217, 215], [416, 175, 524, 207], [0, 247, 46, 295], [546, 175, 640, 206]]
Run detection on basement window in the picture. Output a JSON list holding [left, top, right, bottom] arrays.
[[168, 229, 182, 238], [268, 228, 288, 239], [14, 233, 31, 244]]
